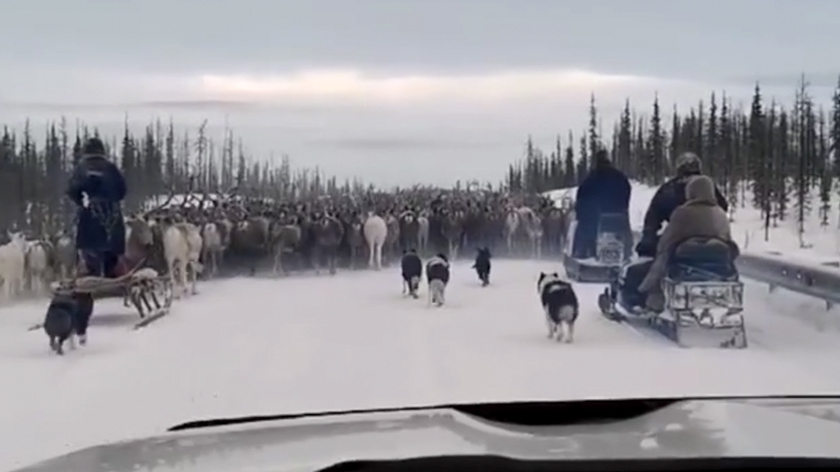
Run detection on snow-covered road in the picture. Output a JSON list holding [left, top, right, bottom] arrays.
[[2, 259, 840, 470]]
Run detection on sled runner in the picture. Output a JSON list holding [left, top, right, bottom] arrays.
[[48, 262, 173, 330]]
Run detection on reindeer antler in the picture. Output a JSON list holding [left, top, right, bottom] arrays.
[[178, 175, 199, 210], [142, 187, 177, 219], [195, 191, 211, 213]]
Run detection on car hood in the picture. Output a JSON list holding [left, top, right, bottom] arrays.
[[13, 397, 840, 472]]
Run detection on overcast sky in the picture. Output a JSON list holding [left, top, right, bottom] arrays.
[[1, 0, 838, 186]]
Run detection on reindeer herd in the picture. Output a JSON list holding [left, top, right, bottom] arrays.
[[0, 191, 574, 307]]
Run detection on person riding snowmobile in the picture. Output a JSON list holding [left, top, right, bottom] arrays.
[[635, 152, 727, 257], [572, 149, 631, 259], [638, 174, 737, 312]]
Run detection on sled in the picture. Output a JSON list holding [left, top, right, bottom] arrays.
[[563, 213, 630, 283], [49, 265, 173, 330], [597, 238, 747, 349]]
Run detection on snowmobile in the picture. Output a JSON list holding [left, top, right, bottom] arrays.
[[597, 236, 747, 349], [563, 212, 630, 283]]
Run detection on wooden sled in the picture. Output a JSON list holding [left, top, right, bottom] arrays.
[[45, 265, 174, 330]]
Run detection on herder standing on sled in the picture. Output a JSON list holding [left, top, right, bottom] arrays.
[[65, 136, 128, 345]]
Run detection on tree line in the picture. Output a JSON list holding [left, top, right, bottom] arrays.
[[0, 118, 376, 237], [2, 74, 839, 243], [506, 75, 840, 244]]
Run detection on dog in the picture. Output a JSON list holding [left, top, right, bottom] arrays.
[[43, 293, 80, 355], [537, 272, 579, 343], [472, 247, 491, 286], [400, 249, 423, 299], [426, 254, 450, 307]]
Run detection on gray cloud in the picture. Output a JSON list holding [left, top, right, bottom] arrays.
[[4, 0, 839, 81], [1, 0, 838, 186], [306, 137, 504, 151]]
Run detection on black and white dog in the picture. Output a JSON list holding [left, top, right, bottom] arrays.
[[426, 254, 450, 307], [537, 272, 579, 343], [401, 249, 423, 299], [43, 293, 80, 355], [472, 247, 491, 286]]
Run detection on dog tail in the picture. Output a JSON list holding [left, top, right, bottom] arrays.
[[545, 295, 576, 324], [558, 304, 576, 322]]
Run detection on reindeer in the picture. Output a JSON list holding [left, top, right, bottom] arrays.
[[383, 213, 401, 265], [525, 213, 543, 259], [200, 221, 223, 278], [270, 217, 302, 276], [440, 210, 464, 261], [0, 231, 27, 302], [363, 212, 388, 270], [398, 210, 420, 252], [229, 212, 272, 276], [343, 213, 367, 270], [24, 239, 51, 297], [542, 208, 568, 257], [152, 196, 205, 297], [504, 208, 521, 255], [416, 210, 430, 255], [52, 230, 78, 281], [311, 213, 344, 275]]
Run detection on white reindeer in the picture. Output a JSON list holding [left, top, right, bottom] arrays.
[[0, 232, 28, 302], [24, 240, 51, 296], [159, 220, 203, 298], [504, 209, 518, 254], [180, 223, 204, 294], [363, 213, 388, 270], [506, 206, 542, 257], [53, 232, 77, 281], [200, 222, 224, 278], [519, 210, 543, 259], [514, 207, 542, 258], [417, 211, 430, 254]]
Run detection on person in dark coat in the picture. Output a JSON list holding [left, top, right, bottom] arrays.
[[572, 150, 632, 259], [635, 152, 728, 257], [64, 136, 127, 344]]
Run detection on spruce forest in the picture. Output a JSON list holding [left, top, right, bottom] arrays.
[[506, 77, 840, 241], [1, 76, 839, 240], [0, 119, 366, 236]]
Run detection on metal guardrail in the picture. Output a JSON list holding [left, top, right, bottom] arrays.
[[736, 251, 840, 310]]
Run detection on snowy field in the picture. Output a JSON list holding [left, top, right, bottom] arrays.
[[4, 185, 840, 470]]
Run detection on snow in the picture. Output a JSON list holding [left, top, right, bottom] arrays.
[[730, 192, 840, 266], [3, 259, 840, 470], [4, 181, 840, 470], [142, 193, 276, 211]]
